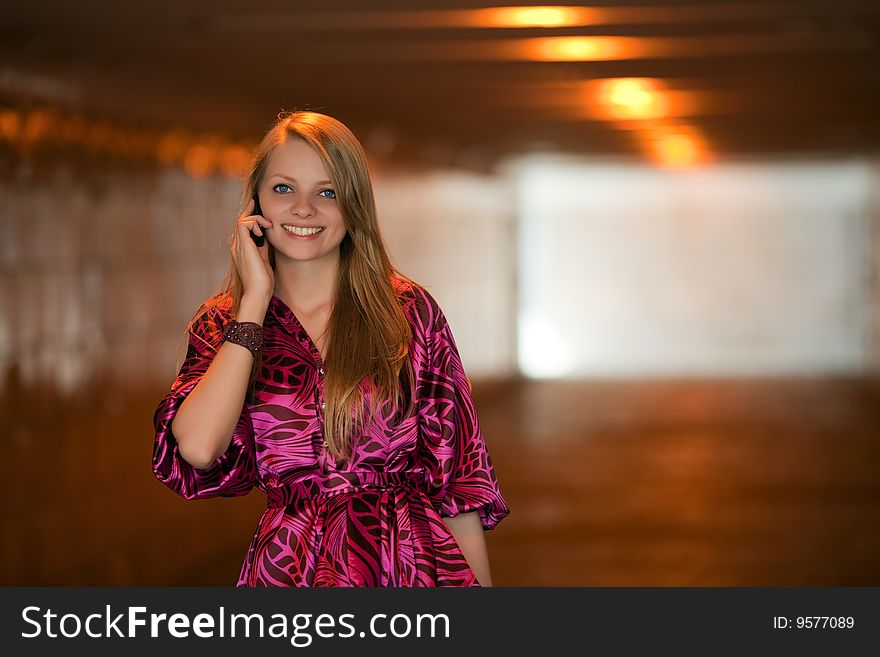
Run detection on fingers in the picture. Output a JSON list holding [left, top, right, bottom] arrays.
[[241, 198, 257, 220], [238, 220, 261, 239], [236, 215, 271, 232], [229, 218, 274, 293], [240, 204, 272, 227], [240, 219, 271, 250], [242, 217, 263, 237], [230, 199, 272, 261]]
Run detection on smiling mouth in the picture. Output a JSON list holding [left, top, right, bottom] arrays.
[[282, 225, 325, 236]]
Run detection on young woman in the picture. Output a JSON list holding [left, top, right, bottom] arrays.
[[152, 111, 510, 586]]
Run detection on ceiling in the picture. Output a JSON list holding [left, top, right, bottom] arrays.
[[1, 0, 879, 170]]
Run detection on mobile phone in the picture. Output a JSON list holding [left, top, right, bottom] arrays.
[[250, 192, 265, 247]]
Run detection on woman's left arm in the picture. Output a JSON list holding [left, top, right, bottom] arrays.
[[444, 511, 493, 586], [415, 287, 511, 587]]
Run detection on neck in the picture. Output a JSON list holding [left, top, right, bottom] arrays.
[[273, 250, 340, 314]]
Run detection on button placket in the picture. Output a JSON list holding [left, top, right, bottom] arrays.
[[270, 296, 331, 455], [316, 366, 329, 450]]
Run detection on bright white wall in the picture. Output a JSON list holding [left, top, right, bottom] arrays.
[[509, 155, 875, 378], [5, 155, 878, 395], [374, 167, 517, 379], [869, 160, 880, 371], [0, 163, 519, 395], [1, 166, 239, 393]]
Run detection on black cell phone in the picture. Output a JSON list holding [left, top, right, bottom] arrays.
[[250, 192, 265, 247]]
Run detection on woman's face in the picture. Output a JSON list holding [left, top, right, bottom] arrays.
[[257, 137, 347, 265]]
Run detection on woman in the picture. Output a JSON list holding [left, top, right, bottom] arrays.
[[152, 110, 510, 586]]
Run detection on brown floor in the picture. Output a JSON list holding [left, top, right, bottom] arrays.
[[2, 372, 879, 586]]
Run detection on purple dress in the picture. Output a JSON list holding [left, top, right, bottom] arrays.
[[152, 276, 510, 586]]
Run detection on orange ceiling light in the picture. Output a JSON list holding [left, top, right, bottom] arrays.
[[184, 143, 215, 178], [84, 120, 113, 154], [0, 110, 22, 142], [59, 114, 87, 144], [593, 78, 671, 121], [644, 125, 710, 168], [21, 108, 56, 145], [527, 36, 640, 61], [477, 6, 596, 28], [156, 131, 192, 167], [220, 143, 255, 177], [657, 132, 699, 167]]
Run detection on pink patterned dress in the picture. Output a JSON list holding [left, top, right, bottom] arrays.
[[152, 276, 510, 586]]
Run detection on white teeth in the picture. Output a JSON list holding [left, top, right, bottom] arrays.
[[283, 225, 324, 236]]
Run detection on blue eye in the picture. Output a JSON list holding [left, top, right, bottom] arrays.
[[271, 184, 335, 200]]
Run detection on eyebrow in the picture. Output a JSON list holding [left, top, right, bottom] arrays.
[[270, 174, 333, 185]]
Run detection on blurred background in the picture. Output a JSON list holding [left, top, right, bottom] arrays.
[[2, 1, 879, 586]]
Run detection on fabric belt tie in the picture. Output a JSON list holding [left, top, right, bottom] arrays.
[[266, 470, 429, 508]]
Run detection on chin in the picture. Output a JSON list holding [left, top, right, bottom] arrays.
[[275, 247, 342, 262]]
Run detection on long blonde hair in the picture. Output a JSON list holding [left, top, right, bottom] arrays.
[[176, 110, 418, 463]]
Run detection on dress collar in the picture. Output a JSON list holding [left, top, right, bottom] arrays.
[[267, 293, 298, 330], [267, 294, 325, 367]]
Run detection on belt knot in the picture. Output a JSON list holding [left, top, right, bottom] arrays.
[[266, 470, 428, 508]]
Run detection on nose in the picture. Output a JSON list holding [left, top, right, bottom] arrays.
[[290, 193, 316, 218]]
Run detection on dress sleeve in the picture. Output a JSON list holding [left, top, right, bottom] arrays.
[[151, 303, 257, 500], [416, 291, 511, 531]]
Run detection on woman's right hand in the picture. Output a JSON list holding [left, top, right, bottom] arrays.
[[232, 197, 275, 301]]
